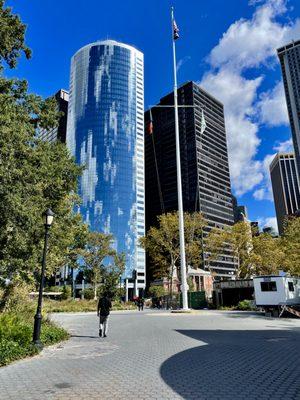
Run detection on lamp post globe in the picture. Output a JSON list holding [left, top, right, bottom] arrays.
[[44, 208, 54, 227], [32, 208, 54, 348]]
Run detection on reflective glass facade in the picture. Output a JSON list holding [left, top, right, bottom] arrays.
[[67, 41, 145, 286]]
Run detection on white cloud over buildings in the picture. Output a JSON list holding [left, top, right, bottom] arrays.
[[199, 0, 300, 197]]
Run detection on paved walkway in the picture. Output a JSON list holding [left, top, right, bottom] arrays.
[[0, 310, 300, 400]]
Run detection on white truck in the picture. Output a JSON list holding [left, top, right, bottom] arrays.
[[253, 275, 300, 317]]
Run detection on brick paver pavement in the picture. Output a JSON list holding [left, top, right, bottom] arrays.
[[0, 310, 300, 400]]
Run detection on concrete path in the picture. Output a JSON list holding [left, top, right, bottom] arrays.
[[0, 310, 300, 400]]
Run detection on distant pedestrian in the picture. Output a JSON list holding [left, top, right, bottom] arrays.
[[138, 297, 144, 311], [97, 292, 112, 338], [158, 298, 162, 309]]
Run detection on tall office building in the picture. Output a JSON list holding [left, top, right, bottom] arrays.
[[232, 195, 248, 223], [277, 41, 300, 177], [145, 81, 235, 277], [38, 89, 69, 143], [270, 152, 300, 235], [67, 41, 145, 294]]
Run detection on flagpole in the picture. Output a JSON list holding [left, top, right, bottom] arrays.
[[171, 7, 189, 311]]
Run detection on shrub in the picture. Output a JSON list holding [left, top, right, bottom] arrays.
[[235, 299, 256, 311], [43, 298, 136, 313], [45, 286, 64, 293], [40, 319, 69, 345], [60, 285, 71, 300], [44, 298, 97, 313], [0, 295, 69, 366], [81, 288, 95, 300], [148, 285, 166, 298], [0, 339, 38, 366], [112, 301, 136, 310], [1, 282, 34, 315]]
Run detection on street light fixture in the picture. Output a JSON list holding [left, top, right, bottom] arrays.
[[32, 208, 54, 348]]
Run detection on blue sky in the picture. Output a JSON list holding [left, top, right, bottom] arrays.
[[5, 0, 300, 231]]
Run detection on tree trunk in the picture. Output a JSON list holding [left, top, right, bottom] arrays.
[[94, 281, 97, 300], [237, 253, 240, 278]]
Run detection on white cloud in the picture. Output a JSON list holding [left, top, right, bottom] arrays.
[[265, 217, 278, 233], [273, 137, 293, 152], [201, 68, 263, 195], [252, 137, 293, 201], [176, 56, 191, 72], [208, 0, 289, 72], [199, 0, 300, 197], [258, 216, 279, 233], [253, 153, 276, 200], [257, 81, 289, 126]]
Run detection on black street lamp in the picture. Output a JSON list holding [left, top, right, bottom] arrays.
[[32, 208, 54, 348]]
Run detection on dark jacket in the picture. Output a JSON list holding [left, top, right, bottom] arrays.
[[98, 297, 112, 317]]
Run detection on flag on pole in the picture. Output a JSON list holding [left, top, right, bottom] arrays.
[[173, 19, 179, 40], [200, 110, 207, 134]]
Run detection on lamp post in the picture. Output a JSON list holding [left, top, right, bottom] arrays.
[[33, 208, 54, 347]]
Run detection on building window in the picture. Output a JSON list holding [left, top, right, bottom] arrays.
[[288, 282, 294, 292], [260, 281, 277, 292]]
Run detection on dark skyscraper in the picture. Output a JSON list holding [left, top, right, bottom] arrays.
[[38, 89, 69, 143], [277, 40, 300, 177], [232, 195, 248, 223], [145, 81, 235, 277], [270, 152, 300, 235]]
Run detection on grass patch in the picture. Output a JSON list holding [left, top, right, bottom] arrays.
[[43, 298, 136, 313]]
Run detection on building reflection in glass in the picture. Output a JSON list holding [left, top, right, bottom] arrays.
[[67, 41, 145, 292]]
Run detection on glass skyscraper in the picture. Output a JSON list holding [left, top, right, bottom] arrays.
[[67, 40, 145, 293]]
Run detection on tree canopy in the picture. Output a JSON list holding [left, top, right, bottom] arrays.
[[207, 219, 300, 278], [140, 212, 206, 283], [0, 0, 31, 69], [81, 232, 126, 300], [0, 1, 86, 286], [281, 217, 300, 276], [206, 221, 253, 278]]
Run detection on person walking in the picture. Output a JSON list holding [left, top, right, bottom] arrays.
[[138, 297, 144, 311], [97, 292, 112, 338]]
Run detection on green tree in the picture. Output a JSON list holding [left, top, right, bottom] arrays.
[[206, 221, 253, 278], [148, 285, 166, 298], [281, 217, 300, 276], [207, 221, 285, 278], [249, 233, 284, 276], [140, 212, 206, 294], [0, 0, 31, 69], [0, 1, 86, 294], [81, 232, 115, 299], [101, 253, 126, 300]]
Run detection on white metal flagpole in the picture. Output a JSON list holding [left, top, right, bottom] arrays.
[[171, 7, 189, 311]]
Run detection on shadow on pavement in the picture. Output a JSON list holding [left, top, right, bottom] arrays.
[[160, 328, 300, 400]]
